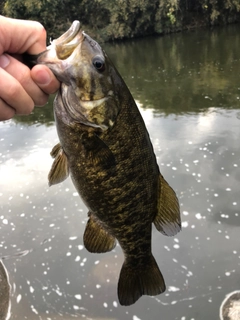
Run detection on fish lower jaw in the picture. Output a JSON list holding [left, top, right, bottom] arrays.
[[80, 97, 108, 110]]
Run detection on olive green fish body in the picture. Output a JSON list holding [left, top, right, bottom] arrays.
[[56, 86, 158, 252], [36, 21, 181, 306]]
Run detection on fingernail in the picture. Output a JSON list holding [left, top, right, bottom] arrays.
[[35, 69, 51, 85], [0, 54, 10, 69]]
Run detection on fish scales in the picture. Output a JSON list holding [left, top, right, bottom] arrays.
[[56, 89, 158, 252], [33, 20, 181, 306]]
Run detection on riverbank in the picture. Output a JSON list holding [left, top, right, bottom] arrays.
[[2, 0, 240, 42]]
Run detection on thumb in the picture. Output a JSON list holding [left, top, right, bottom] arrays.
[[31, 65, 60, 94]]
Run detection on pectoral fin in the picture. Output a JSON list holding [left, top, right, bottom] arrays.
[[84, 212, 116, 253], [50, 143, 62, 158], [81, 132, 115, 169], [48, 144, 69, 186], [154, 175, 181, 236]]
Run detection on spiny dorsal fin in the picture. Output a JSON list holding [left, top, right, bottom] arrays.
[[48, 144, 69, 186], [154, 175, 181, 236], [84, 213, 116, 253], [81, 132, 116, 169]]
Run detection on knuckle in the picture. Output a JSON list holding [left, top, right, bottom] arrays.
[[33, 21, 45, 32], [19, 67, 30, 86], [7, 84, 34, 115], [33, 21, 47, 40], [7, 81, 20, 98]]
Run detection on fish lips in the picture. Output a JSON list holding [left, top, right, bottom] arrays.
[[53, 20, 81, 47], [35, 20, 84, 82], [23, 20, 82, 70], [53, 20, 82, 60]]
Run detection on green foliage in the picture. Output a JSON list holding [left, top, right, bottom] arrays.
[[3, 0, 70, 39], [155, 0, 182, 34], [0, 0, 6, 13], [2, 0, 240, 41], [95, 0, 157, 40]]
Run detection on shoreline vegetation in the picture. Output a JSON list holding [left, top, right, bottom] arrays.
[[1, 0, 240, 42]]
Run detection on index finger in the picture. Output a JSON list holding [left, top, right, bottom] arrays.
[[0, 15, 47, 55]]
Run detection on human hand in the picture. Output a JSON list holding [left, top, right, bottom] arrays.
[[0, 16, 60, 121]]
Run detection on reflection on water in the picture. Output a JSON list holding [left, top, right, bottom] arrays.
[[1, 24, 240, 319], [104, 24, 240, 115]]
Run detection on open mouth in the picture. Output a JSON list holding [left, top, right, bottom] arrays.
[[50, 20, 83, 60]]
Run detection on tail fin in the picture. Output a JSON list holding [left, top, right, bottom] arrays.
[[117, 254, 166, 306]]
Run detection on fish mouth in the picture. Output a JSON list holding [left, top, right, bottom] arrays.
[[79, 90, 114, 109], [80, 97, 109, 110], [36, 20, 83, 65], [50, 20, 83, 60]]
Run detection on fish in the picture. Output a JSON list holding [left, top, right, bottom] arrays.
[[35, 20, 181, 306], [0, 260, 11, 320]]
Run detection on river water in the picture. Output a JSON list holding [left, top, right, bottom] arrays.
[[1, 24, 240, 320]]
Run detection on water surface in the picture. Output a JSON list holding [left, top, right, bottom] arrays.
[[1, 24, 240, 320]]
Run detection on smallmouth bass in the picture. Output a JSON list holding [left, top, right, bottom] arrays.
[[35, 21, 181, 306]]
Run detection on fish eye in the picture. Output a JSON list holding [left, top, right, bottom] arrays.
[[92, 57, 105, 72]]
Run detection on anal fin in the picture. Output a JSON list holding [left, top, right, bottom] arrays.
[[154, 175, 181, 236], [83, 213, 116, 253], [48, 143, 69, 186]]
